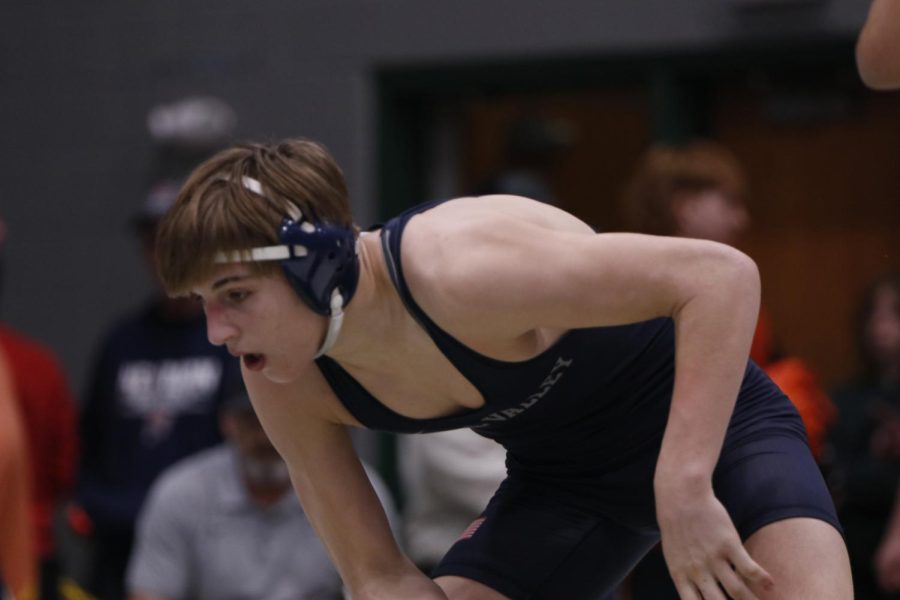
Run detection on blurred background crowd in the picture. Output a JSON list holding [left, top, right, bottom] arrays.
[[1, 1, 899, 598]]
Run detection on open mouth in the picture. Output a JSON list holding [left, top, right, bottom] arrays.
[[242, 353, 265, 371]]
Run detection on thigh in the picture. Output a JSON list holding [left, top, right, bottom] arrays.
[[431, 479, 657, 600], [746, 517, 852, 599], [714, 432, 850, 598], [714, 433, 841, 540]]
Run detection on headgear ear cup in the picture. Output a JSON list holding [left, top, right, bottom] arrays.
[[278, 217, 359, 315]]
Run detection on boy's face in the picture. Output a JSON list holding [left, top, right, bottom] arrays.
[[192, 263, 325, 384]]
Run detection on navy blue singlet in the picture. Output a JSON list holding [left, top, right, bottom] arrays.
[[316, 200, 803, 474], [314, 200, 839, 599]]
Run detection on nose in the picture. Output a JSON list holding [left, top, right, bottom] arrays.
[[204, 302, 239, 346]]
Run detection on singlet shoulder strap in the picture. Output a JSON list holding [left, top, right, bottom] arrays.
[[379, 200, 449, 334]]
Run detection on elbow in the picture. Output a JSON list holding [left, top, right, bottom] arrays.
[[721, 246, 760, 307], [692, 242, 759, 308]]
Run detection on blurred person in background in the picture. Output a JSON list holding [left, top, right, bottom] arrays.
[[73, 179, 240, 600], [0, 215, 80, 600], [856, 6, 900, 594], [126, 385, 397, 600], [0, 345, 37, 600], [828, 274, 900, 599], [620, 140, 835, 599], [856, 0, 900, 90], [620, 139, 835, 459]]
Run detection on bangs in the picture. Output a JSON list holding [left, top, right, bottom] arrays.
[[156, 178, 283, 296]]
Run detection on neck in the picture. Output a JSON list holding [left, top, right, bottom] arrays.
[[325, 232, 396, 364]]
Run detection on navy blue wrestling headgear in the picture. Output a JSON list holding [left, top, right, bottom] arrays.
[[215, 176, 359, 357]]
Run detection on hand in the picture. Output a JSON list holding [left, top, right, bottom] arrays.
[[656, 485, 774, 599]]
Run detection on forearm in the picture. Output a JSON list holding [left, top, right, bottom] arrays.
[[655, 250, 760, 492]]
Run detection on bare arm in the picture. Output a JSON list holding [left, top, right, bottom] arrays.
[[409, 210, 771, 597], [242, 365, 446, 599], [857, 0, 900, 90]]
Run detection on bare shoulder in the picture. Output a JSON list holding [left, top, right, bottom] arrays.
[[401, 195, 592, 274], [398, 196, 594, 336], [410, 195, 592, 237]]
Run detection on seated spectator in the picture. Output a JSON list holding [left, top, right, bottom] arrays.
[[829, 273, 900, 599], [127, 386, 397, 600]]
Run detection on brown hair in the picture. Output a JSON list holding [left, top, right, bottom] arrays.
[[155, 138, 355, 295], [620, 140, 747, 236]]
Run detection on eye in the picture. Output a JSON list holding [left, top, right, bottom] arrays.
[[226, 289, 251, 304]]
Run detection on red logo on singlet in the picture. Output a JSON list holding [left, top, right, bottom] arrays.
[[458, 517, 486, 541]]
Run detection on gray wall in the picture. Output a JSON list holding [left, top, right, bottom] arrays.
[[0, 0, 867, 394]]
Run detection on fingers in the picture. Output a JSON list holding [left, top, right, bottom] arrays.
[[730, 547, 774, 595], [673, 580, 701, 600], [695, 576, 728, 600], [675, 578, 730, 600], [713, 562, 757, 600], [674, 554, 768, 600]]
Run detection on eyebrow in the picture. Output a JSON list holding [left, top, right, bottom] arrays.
[[211, 275, 252, 291]]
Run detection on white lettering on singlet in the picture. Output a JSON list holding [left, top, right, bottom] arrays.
[[476, 356, 573, 425]]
